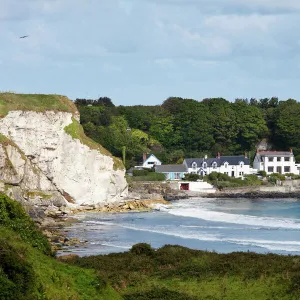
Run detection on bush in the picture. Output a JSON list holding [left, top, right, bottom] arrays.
[[268, 173, 285, 184], [130, 243, 154, 256], [0, 193, 52, 255], [132, 172, 166, 182], [183, 173, 201, 181], [257, 170, 267, 177], [133, 169, 149, 176]]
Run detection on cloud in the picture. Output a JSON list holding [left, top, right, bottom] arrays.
[[0, 0, 300, 103]]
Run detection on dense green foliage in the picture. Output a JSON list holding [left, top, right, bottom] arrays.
[[75, 97, 300, 168], [0, 194, 121, 300], [0, 193, 51, 255], [206, 172, 263, 188], [66, 243, 300, 300]]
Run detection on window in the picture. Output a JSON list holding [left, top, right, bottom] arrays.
[[284, 166, 290, 173], [284, 157, 290, 162], [268, 167, 274, 173], [148, 161, 154, 165], [212, 162, 217, 169], [268, 157, 274, 162], [240, 162, 244, 168], [175, 173, 181, 179], [203, 162, 207, 169], [239, 172, 242, 176], [224, 163, 228, 168], [224, 172, 228, 175], [192, 162, 197, 169]]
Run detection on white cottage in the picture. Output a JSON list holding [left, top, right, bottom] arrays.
[[183, 153, 251, 178], [253, 150, 299, 175], [142, 154, 162, 169]]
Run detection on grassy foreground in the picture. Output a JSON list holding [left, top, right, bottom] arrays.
[[65, 243, 300, 300], [1, 193, 300, 299], [0, 193, 121, 300]]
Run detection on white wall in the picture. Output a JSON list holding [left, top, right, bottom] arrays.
[[142, 155, 162, 169], [254, 154, 299, 175], [186, 163, 251, 178]]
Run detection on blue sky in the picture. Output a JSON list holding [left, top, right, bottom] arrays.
[[1, 0, 300, 105]]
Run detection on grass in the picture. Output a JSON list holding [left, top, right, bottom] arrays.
[[65, 243, 300, 300], [0, 93, 78, 117], [64, 118, 124, 170], [0, 193, 122, 300], [26, 191, 52, 200]]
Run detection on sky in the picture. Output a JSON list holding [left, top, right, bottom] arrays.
[[1, 0, 300, 105]]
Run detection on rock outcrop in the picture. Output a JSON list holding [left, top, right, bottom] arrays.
[[0, 93, 128, 209]]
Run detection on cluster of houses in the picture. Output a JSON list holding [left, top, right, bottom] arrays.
[[136, 150, 300, 181]]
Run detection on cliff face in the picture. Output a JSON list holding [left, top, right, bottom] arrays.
[[0, 94, 128, 208]]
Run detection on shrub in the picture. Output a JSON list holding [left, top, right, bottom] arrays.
[[0, 193, 52, 255], [132, 172, 166, 182], [257, 170, 267, 177], [183, 173, 201, 181], [268, 173, 285, 184], [130, 243, 154, 256], [133, 169, 149, 176]]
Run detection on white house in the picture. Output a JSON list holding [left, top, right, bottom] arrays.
[[142, 154, 162, 169], [253, 150, 299, 175], [183, 153, 251, 178]]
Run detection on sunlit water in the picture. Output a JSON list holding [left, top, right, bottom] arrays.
[[58, 198, 300, 256]]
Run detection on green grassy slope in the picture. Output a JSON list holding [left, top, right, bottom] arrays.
[[0, 93, 78, 117], [64, 118, 124, 170], [65, 243, 300, 300], [0, 193, 122, 300]]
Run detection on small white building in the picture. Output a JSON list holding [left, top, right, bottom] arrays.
[[142, 154, 162, 169], [253, 150, 299, 175], [183, 153, 251, 178]]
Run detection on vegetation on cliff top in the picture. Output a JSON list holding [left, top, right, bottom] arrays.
[[0, 193, 122, 300], [64, 118, 124, 170], [0, 93, 78, 117]]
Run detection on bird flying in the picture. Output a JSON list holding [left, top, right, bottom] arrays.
[[20, 35, 29, 39]]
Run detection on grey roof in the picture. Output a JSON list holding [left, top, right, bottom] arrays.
[[155, 164, 187, 173], [257, 151, 292, 157], [184, 156, 250, 168]]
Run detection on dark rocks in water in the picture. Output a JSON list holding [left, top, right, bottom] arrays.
[[210, 192, 300, 199]]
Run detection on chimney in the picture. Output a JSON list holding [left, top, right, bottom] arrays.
[[290, 148, 293, 153], [143, 153, 147, 162], [217, 152, 220, 159], [244, 152, 248, 158]]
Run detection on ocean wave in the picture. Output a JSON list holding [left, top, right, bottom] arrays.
[[168, 208, 300, 229], [84, 220, 300, 252]]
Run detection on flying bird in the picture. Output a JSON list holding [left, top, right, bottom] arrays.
[[20, 35, 29, 39]]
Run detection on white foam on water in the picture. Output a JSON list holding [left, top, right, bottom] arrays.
[[83, 220, 300, 252], [168, 207, 300, 229]]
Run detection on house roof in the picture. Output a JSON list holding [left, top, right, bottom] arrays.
[[155, 164, 187, 173], [184, 156, 250, 168], [257, 151, 292, 157], [144, 154, 161, 163]]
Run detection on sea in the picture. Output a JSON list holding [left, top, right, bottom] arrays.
[[58, 198, 300, 256]]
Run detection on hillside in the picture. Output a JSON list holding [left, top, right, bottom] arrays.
[[0, 193, 122, 300]]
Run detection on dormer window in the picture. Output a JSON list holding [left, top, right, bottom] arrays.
[[224, 162, 229, 168], [203, 162, 207, 169], [240, 162, 244, 168], [192, 162, 197, 169], [212, 162, 217, 169]]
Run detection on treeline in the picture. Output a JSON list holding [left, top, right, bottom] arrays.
[[74, 97, 300, 168]]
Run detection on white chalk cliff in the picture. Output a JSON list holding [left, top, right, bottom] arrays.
[[0, 109, 128, 207]]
